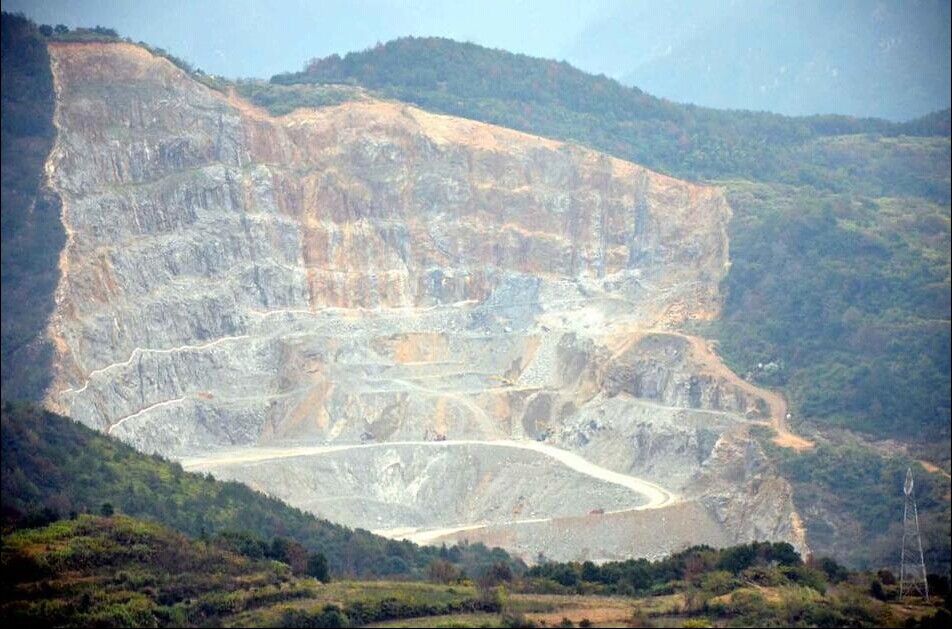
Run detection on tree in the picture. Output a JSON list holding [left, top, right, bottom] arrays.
[[877, 569, 896, 585], [489, 561, 512, 583], [315, 605, 347, 628], [581, 560, 600, 582], [38, 24, 52, 37], [99, 502, 114, 517], [269, 536, 309, 574], [817, 556, 850, 583], [428, 559, 460, 584], [480, 561, 513, 586], [307, 552, 329, 582]]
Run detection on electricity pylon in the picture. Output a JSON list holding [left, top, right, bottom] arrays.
[[899, 467, 929, 600]]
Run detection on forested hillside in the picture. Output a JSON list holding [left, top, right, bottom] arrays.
[[0, 13, 64, 400], [274, 36, 951, 453], [0, 403, 516, 580], [274, 37, 950, 200], [1, 514, 516, 627], [2, 515, 328, 627]]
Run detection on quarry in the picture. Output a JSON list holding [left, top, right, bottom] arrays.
[[43, 41, 808, 562]]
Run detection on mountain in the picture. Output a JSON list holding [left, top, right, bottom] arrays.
[[275, 35, 950, 448], [37, 34, 813, 562], [266, 36, 952, 568], [276, 36, 950, 197], [565, 0, 951, 121], [1, 12, 949, 574]]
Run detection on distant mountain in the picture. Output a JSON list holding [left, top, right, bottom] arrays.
[[565, 0, 951, 121], [277, 36, 950, 198]]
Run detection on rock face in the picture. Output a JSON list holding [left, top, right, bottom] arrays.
[[43, 42, 805, 561]]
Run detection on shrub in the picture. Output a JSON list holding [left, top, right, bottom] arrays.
[[699, 570, 737, 596]]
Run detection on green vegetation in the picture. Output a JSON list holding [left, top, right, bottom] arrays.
[[237, 580, 501, 627], [275, 36, 951, 450], [234, 81, 365, 116], [5, 519, 946, 627], [711, 182, 950, 444], [0, 12, 64, 401], [525, 542, 803, 594], [1, 515, 499, 628], [518, 543, 950, 627], [275, 37, 950, 201], [0, 402, 519, 580], [1, 514, 321, 627], [760, 432, 951, 574]]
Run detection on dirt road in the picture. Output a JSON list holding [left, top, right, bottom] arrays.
[[606, 327, 814, 451], [181, 438, 679, 543], [674, 332, 814, 451]]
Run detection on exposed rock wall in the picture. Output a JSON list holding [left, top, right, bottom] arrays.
[[45, 42, 730, 448], [603, 333, 768, 417], [41, 42, 805, 562]]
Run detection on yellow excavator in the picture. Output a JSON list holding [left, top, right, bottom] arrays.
[[490, 375, 515, 387]]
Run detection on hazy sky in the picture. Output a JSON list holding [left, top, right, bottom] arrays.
[[2, 0, 611, 78]]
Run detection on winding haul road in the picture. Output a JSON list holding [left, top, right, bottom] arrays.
[[181, 439, 678, 544]]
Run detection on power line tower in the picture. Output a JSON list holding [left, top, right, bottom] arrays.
[[899, 467, 929, 601]]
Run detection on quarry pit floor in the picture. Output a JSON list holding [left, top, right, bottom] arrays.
[[181, 439, 679, 546]]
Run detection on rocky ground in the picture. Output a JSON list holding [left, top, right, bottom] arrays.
[[41, 41, 807, 562]]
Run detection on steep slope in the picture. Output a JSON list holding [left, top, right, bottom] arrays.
[[37, 41, 807, 561], [46, 42, 727, 439], [275, 36, 951, 450], [0, 13, 64, 400], [0, 402, 513, 579]]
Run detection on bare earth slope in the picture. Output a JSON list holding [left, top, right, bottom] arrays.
[[42, 42, 807, 561]]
